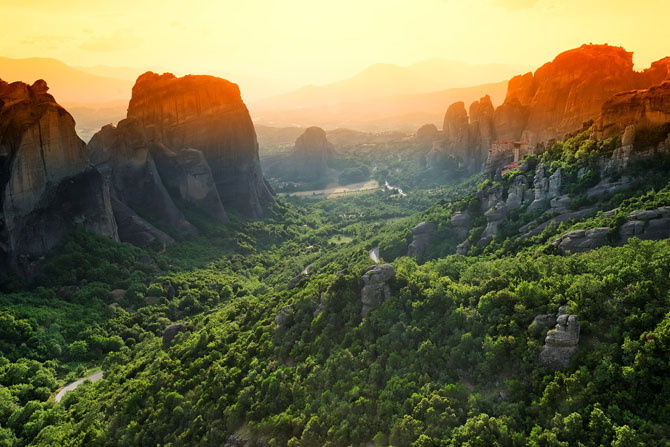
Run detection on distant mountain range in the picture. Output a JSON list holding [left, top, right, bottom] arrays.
[[0, 56, 528, 137], [250, 59, 530, 130]]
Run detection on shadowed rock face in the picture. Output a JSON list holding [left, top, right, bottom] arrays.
[[290, 126, 333, 180], [407, 221, 436, 257], [361, 264, 396, 317], [88, 119, 197, 244], [127, 72, 274, 218], [0, 79, 117, 264]]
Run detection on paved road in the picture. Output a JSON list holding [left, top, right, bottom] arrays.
[[54, 371, 104, 402]]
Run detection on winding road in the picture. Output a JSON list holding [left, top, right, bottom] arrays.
[[54, 371, 104, 402]]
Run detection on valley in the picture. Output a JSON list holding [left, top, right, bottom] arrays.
[[2, 29, 670, 447]]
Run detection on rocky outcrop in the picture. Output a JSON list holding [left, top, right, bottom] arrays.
[[450, 211, 471, 241], [438, 98, 496, 171], [478, 202, 506, 247], [151, 144, 228, 223], [416, 124, 441, 145], [0, 79, 117, 265], [89, 119, 197, 244], [163, 322, 188, 348], [598, 81, 670, 138], [494, 45, 670, 144], [469, 95, 496, 164], [291, 127, 333, 181], [361, 264, 395, 317], [528, 165, 562, 212], [407, 221, 436, 257], [553, 228, 610, 254], [540, 306, 580, 370], [110, 197, 174, 246], [127, 72, 274, 218], [275, 305, 294, 327], [505, 175, 530, 210], [620, 207, 670, 243]]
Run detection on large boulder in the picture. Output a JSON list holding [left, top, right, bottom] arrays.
[[361, 264, 396, 317], [407, 221, 436, 257], [0, 79, 118, 265], [540, 307, 580, 370]]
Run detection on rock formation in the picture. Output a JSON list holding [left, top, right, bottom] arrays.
[[275, 305, 295, 327], [0, 79, 118, 266], [151, 144, 228, 223], [163, 322, 188, 348], [553, 228, 610, 254], [361, 264, 396, 317], [407, 221, 436, 257], [88, 72, 274, 244], [126, 72, 274, 218], [89, 119, 197, 245], [493, 44, 670, 144], [540, 306, 580, 370], [289, 126, 333, 181], [598, 81, 670, 138], [415, 123, 441, 145], [437, 99, 494, 171], [620, 207, 670, 243]]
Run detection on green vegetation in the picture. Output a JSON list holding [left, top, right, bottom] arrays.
[[3, 128, 670, 446]]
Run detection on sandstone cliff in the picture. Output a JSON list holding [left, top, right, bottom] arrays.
[[0, 79, 117, 265], [434, 96, 496, 171], [493, 44, 670, 144], [598, 81, 670, 138], [127, 72, 274, 218]]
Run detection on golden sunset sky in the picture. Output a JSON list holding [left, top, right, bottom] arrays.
[[1, 0, 668, 89]]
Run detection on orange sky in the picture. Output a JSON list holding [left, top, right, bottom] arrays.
[[1, 0, 669, 89]]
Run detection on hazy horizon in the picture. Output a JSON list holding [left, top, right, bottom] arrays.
[[2, 0, 669, 90]]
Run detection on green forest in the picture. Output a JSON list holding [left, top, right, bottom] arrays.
[[2, 128, 670, 447]]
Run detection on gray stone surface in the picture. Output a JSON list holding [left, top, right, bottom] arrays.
[[553, 227, 610, 254], [407, 221, 436, 257], [540, 308, 580, 370], [361, 264, 396, 317]]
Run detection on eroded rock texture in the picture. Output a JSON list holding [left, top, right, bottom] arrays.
[[407, 221, 436, 257], [361, 264, 396, 317], [0, 79, 117, 265], [127, 72, 273, 218], [540, 307, 580, 370]]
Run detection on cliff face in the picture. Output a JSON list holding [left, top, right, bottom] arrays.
[[0, 79, 117, 264], [126, 72, 273, 218], [434, 96, 496, 171], [494, 44, 670, 144], [88, 119, 197, 245], [598, 81, 670, 138]]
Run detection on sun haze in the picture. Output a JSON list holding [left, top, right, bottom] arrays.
[[1, 0, 668, 90]]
